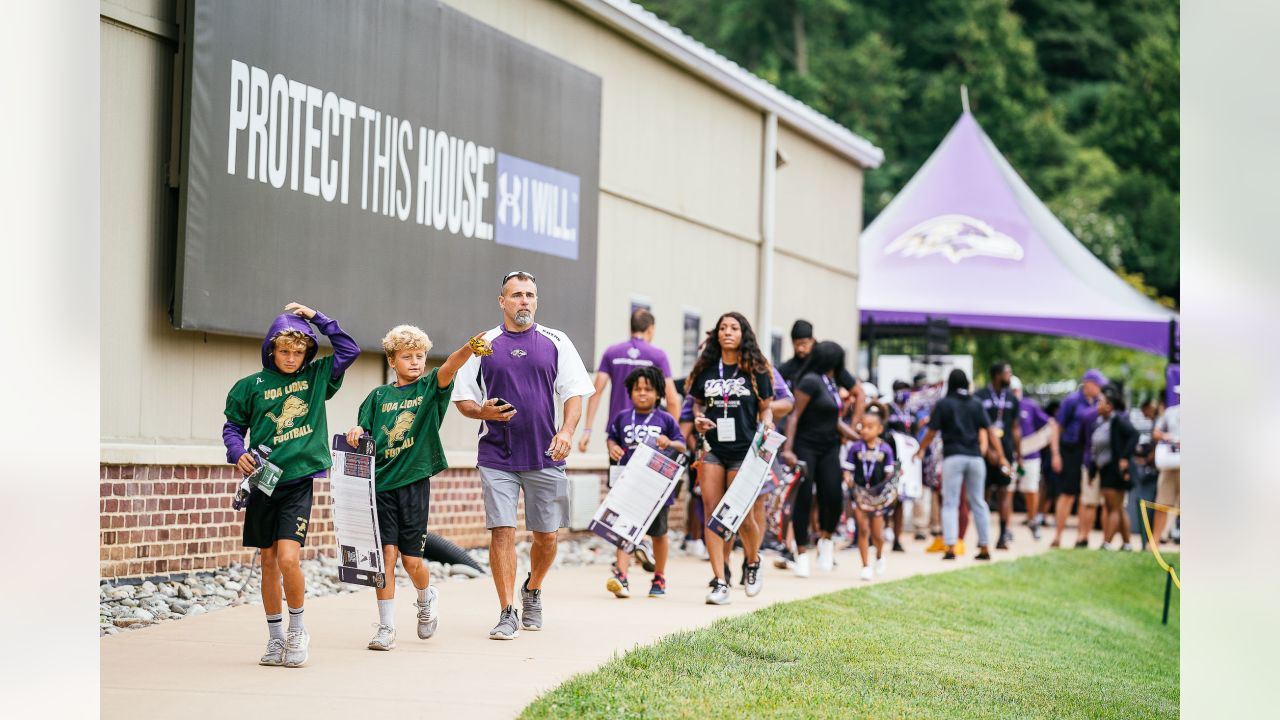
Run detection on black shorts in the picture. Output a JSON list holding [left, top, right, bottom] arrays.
[[377, 478, 432, 556], [646, 504, 670, 538], [986, 463, 1013, 487], [243, 479, 314, 548], [1056, 445, 1086, 496], [1098, 465, 1131, 492]]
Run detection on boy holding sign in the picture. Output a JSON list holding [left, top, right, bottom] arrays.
[[222, 303, 360, 668], [604, 366, 686, 598], [345, 326, 489, 651]]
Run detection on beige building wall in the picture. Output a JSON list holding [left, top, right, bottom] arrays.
[[101, 0, 868, 469], [772, 123, 865, 358]]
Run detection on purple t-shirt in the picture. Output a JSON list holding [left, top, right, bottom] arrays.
[[1056, 390, 1099, 448], [606, 407, 682, 466], [841, 440, 897, 487], [596, 337, 673, 420], [451, 324, 595, 472], [1019, 398, 1051, 460]]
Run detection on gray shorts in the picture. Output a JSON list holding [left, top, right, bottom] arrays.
[[478, 465, 569, 533]]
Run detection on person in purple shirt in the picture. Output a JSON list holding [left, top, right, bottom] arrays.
[[222, 302, 359, 668], [579, 309, 680, 454], [1010, 375, 1053, 539], [1048, 368, 1106, 548], [451, 271, 595, 640], [603, 366, 687, 599], [842, 405, 897, 581]]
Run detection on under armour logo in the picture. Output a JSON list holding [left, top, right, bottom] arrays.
[[497, 172, 522, 227]]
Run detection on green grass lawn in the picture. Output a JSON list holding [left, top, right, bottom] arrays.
[[523, 551, 1179, 719]]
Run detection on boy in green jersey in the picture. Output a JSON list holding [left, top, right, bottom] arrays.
[[223, 302, 360, 668], [345, 325, 488, 651]]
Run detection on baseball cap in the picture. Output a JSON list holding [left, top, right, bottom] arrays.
[[790, 320, 814, 341], [1082, 368, 1108, 386]]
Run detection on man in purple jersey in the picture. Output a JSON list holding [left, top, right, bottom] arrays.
[[452, 271, 595, 640], [1011, 375, 1053, 540], [1048, 369, 1105, 548], [578, 309, 680, 454]]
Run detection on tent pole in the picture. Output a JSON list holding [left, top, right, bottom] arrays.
[[866, 317, 877, 386], [960, 84, 970, 114]]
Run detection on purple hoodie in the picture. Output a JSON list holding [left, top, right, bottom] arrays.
[[221, 311, 360, 468]]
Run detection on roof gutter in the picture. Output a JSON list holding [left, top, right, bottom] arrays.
[[560, 0, 885, 169]]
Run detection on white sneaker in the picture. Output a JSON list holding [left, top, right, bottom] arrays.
[[1121, 543, 1135, 552], [283, 628, 309, 668], [793, 552, 811, 578], [367, 623, 396, 651], [705, 579, 731, 605], [816, 538, 834, 572], [1099, 542, 1114, 551], [743, 561, 763, 598], [874, 557, 887, 576], [689, 539, 709, 560], [259, 637, 286, 666], [860, 566, 874, 581], [414, 586, 439, 639]]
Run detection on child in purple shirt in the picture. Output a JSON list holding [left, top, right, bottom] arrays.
[[842, 405, 898, 582], [604, 366, 686, 599]]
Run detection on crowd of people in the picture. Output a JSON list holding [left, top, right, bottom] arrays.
[[221, 275, 1181, 667]]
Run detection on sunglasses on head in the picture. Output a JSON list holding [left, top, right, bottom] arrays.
[[501, 270, 536, 286]]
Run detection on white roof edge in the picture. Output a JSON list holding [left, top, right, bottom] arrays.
[[561, 0, 886, 169]]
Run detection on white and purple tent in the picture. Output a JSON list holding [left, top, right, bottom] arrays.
[[859, 111, 1178, 356]]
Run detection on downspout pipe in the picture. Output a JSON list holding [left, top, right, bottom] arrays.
[[759, 112, 777, 355]]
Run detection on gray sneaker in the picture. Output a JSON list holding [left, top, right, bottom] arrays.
[[414, 586, 439, 640], [367, 623, 396, 651], [633, 538, 656, 572], [705, 579, 731, 605], [259, 637, 286, 666], [489, 605, 520, 640], [520, 574, 543, 631], [744, 561, 763, 598], [283, 628, 310, 667]]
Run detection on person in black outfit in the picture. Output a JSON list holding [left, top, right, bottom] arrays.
[[780, 341, 859, 576], [1091, 386, 1139, 550], [914, 368, 994, 561], [687, 312, 774, 604], [974, 362, 1022, 550], [777, 320, 859, 396]]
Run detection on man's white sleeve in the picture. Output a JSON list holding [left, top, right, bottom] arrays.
[[451, 326, 501, 404], [450, 352, 484, 404], [548, 329, 595, 400]]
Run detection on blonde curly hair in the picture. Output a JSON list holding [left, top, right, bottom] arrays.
[[382, 324, 433, 359], [271, 329, 314, 353]]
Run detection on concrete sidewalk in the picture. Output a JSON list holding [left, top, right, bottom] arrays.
[[101, 525, 1086, 719]]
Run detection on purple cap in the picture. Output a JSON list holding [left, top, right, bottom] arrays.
[[1081, 368, 1108, 386]]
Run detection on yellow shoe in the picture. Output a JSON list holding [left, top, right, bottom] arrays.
[[954, 540, 966, 555], [925, 536, 947, 553]]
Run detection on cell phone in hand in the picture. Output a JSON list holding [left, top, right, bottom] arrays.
[[492, 397, 514, 410]]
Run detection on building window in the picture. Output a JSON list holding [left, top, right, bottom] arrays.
[[682, 311, 701, 373], [630, 296, 651, 314], [771, 332, 784, 367]]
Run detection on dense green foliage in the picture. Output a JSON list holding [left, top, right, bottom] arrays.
[[639, 0, 1178, 303], [522, 551, 1180, 719], [639, 0, 1179, 386]]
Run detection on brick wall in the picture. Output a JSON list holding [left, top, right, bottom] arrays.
[[100, 464, 687, 580]]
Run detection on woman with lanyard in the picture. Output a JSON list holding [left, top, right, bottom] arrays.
[[687, 312, 775, 604], [914, 368, 994, 560], [780, 341, 858, 577]]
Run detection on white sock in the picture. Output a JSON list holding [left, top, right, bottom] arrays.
[[416, 585, 429, 604], [266, 613, 284, 641], [287, 606, 305, 632], [378, 599, 395, 627]]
